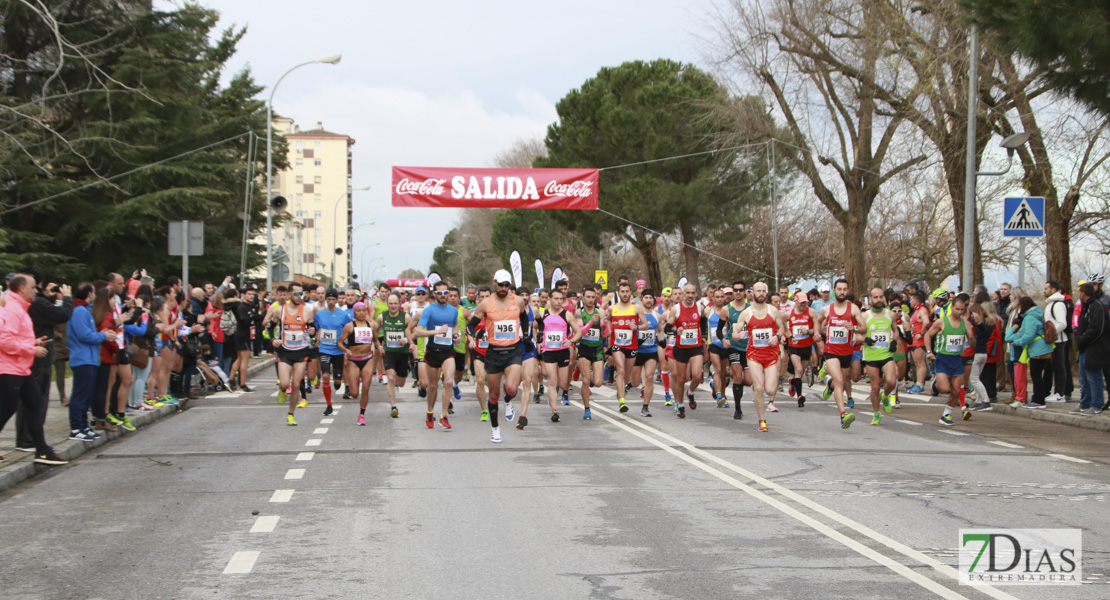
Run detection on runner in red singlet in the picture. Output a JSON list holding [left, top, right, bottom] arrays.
[[737, 282, 787, 432], [665, 283, 706, 419], [814, 278, 865, 429]]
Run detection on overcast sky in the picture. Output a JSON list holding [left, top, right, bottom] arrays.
[[175, 0, 719, 282]]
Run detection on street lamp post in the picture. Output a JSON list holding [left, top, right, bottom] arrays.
[[445, 248, 466, 289], [331, 185, 370, 285], [266, 53, 342, 293]]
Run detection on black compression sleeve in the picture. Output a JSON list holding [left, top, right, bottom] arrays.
[[700, 315, 709, 339], [716, 317, 728, 342], [467, 315, 481, 337]]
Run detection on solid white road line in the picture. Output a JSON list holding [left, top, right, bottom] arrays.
[[313, 428, 329, 434], [269, 489, 294, 503], [987, 441, 1024, 449], [222, 551, 260, 574], [295, 452, 314, 461], [305, 439, 322, 447], [284, 469, 305, 480], [580, 401, 1021, 600], [1047, 453, 1093, 464], [939, 430, 969, 436], [321, 418, 334, 424], [250, 516, 280, 533]]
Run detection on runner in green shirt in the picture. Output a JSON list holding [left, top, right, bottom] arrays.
[[862, 288, 897, 425]]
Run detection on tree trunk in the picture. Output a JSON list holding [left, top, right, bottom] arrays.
[[630, 229, 663, 293], [679, 219, 700, 293], [842, 207, 868, 297], [1045, 187, 1074, 288]]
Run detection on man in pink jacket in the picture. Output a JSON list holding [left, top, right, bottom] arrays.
[[0, 275, 67, 465]]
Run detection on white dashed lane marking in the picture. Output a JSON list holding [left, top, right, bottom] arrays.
[[1047, 454, 1093, 464], [295, 452, 314, 461], [284, 469, 305, 480], [988, 441, 1024, 449], [223, 551, 260, 574], [270, 489, 294, 503], [250, 516, 280, 533], [305, 439, 322, 447], [313, 428, 329, 434]]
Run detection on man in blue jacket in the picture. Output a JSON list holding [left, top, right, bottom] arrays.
[[67, 283, 117, 441]]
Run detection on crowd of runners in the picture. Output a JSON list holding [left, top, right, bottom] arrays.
[[258, 269, 1106, 444]]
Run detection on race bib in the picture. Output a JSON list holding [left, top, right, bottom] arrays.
[[708, 324, 720, 343], [478, 338, 489, 349], [828, 326, 849, 344], [250, 325, 256, 340], [945, 334, 966, 353], [178, 325, 190, 339], [385, 331, 404, 348], [584, 327, 600, 342], [792, 324, 808, 340], [354, 327, 374, 345], [544, 330, 564, 350], [283, 329, 307, 349], [666, 333, 676, 347], [614, 328, 633, 347], [433, 326, 453, 346], [639, 329, 656, 345], [493, 320, 517, 342], [751, 328, 773, 348], [872, 331, 891, 350], [319, 329, 337, 344], [679, 328, 698, 346]]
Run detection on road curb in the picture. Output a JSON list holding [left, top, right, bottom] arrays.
[[0, 357, 276, 495], [992, 402, 1110, 432]]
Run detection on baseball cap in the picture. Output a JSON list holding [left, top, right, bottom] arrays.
[[415, 286, 427, 294], [662, 287, 672, 295], [722, 287, 734, 294], [794, 292, 808, 303], [818, 282, 831, 292], [494, 269, 512, 285], [325, 287, 339, 299]]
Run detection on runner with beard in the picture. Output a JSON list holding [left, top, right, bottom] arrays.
[[925, 293, 975, 427], [666, 283, 707, 419], [717, 286, 751, 420], [467, 287, 492, 422], [862, 288, 898, 426], [535, 288, 583, 421], [412, 281, 459, 431], [516, 285, 537, 417], [907, 291, 930, 394], [376, 293, 409, 418], [735, 282, 787, 432], [372, 282, 391, 384], [313, 288, 353, 416], [606, 281, 648, 414], [657, 287, 675, 406], [631, 288, 665, 417], [814, 278, 864, 429], [405, 287, 430, 399], [262, 282, 317, 426], [467, 270, 529, 442], [704, 287, 730, 408], [785, 292, 817, 406], [574, 284, 606, 419]]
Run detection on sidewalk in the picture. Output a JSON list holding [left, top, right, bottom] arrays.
[[0, 356, 275, 494]]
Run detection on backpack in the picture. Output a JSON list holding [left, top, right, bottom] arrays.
[[220, 309, 238, 337], [1043, 314, 1058, 344]]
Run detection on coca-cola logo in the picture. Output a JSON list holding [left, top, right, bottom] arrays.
[[395, 178, 446, 195], [544, 180, 594, 197]]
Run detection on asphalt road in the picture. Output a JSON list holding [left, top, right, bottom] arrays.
[[1, 371, 1106, 600]]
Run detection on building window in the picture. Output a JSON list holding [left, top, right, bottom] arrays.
[[314, 141, 322, 149], [314, 175, 322, 184], [295, 175, 303, 184], [295, 140, 303, 151], [315, 245, 322, 255], [295, 210, 304, 218], [315, 228, 323, 237], [314, 194, 321, 202], [295, 159, 303, 167], [314, 159, 322, 167], [295, 193, 303, 203], [314, 211, 322, 219]]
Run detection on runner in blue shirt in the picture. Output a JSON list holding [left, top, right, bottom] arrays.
[[415, 281, 461, 429], [313, 288, 354, 416]]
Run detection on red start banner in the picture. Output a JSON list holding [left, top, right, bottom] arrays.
[[384, 279, 428, 288], [392, 166, 599, 210]]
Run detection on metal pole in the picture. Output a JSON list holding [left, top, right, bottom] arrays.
[[599, 248, 603, 270], [962, 26, 979, 292], [266, 101, 274, 293], [239, 132, 255, 287], [1019, 237, 1026, 288], [770, 140, 780, 291], [182, 221, 190, 292]]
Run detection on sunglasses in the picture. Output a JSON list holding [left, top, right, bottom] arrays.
[[415, 291, 426, 295], [292, 292, 304, 297], [434, 291, 448, 296]]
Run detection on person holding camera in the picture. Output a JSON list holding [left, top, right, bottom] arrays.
[[12, 268, 72, 453]]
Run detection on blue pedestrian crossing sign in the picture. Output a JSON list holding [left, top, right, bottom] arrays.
[[1003, 197, 1044, 237]]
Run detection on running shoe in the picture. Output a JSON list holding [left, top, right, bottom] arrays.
[[584, 408, 593, 420], [882, 393, 892, 414], [551, 411, 560, 423], [83, 427, 101, 439], [516, 415, 528, 430], [491, 426, 502, 443], [426, 412, 435, 429], [1008, 400, 1023, 408], [286, 413, 297, 426], [758, 420, 768, 432], [106, 414, 124, 427], [664, 393, 673, 407], [357, 414, 366, 426], [34, 452, 68, 465], [310, 376, 319, 387], [846, 398, 855, 409], [798, 395, 806, 408], [733, 406, 743, 420], [716, 394, 726, 408], [278, 388, 287, 405], [480, 410, 490, 422], [538, 384, 545, 396], [640, 406, 651, 418], [677, 406, 686, 419], [870, 412, 881, 426], [788, 384, 795, 398], [939, 414, 955, 426], [561, 391, 570, 406], [297, 399, 308, 409], [69, 429, 96, 442], [323, 405, 333, 416], [532, 392, 542, 404], [906, 384, 924, 394], [343, 392, 353, 400], [439, 416, 452, 429], [119, 416, 135, 431], [767, 401, 779, 413], [1022, 402, 1045, 409], [390, 406, 399, 418], [504, 401, 515, 422], [687, 393, 697, 410], [963, 407, 973, 420], [840, 412, 855, 429], [448, 401, 455, 415], [618, 398, 629, 413], [453, 385, 461, 400], [418, 387, 427, 399], [240, 385, 255, 393], [893, 398, 901, 409], [822, 386, 833, 401], [818, 363, 827, 381], [625, 381, 633, 393]]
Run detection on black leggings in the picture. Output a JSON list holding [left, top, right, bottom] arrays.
[[0, 374, 52, 454]]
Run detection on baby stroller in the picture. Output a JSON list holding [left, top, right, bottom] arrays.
[[196, 343, 233, 393]]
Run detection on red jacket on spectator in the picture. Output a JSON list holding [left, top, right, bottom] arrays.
[[0, 290, 37, 376], [99, 311, 121, 365]]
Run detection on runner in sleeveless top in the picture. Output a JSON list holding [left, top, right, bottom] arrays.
[[814, 278, 864, 429], [336, 302, 378, 425], [467, 270, 529, 442], [631, 289, 665, 417], [413, 281, 460, 431], [515, 285, 536, 417], [575, 284, 607, 418], [467, 287, 492, 422], [373, 282, 391, 384], [704, 288, 730, 408], [657, 287, 674, 405], [785, 292, 816, 406], [662, 286, 682, 406], [716, 287, 751, 420], [735, 282, 787, 432], [606, 281, 649, 414], [861, 288, 898, 426], [907, 291, 930, 393], [313, 288, 353, 416], [262, 282, 316, 426], [666, 283, 707, 419], [405, 287, 430, 398], [925, 293, 975, 427], [846, 293, 864, 409], [535, 288, 582, 421], [449, 287, 470, 407], [376, 293, 411, 418]]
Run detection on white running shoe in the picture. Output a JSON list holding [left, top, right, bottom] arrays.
[[1045, 393, 1065, 403], [767, 401, 779, 412], [491, 426, 502, 443], [504, 401, 516, 422]]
